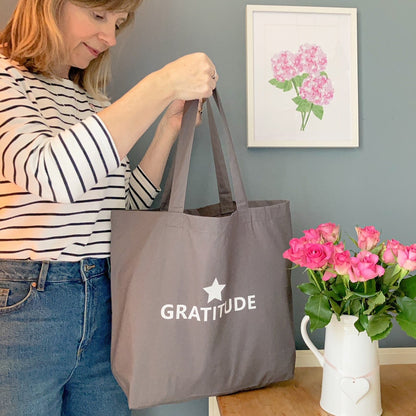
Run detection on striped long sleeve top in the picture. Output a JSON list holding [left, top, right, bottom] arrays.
[[0, 54, 159, 261]]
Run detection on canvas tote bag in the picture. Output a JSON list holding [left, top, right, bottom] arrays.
[[110, 90, 295, 409]]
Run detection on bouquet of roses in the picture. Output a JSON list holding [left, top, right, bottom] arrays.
[[283, 223, 416, 341]]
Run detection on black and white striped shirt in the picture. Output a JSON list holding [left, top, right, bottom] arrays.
[[0, 54, 159, 261]]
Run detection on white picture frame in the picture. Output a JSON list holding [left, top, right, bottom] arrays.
[[246, 5, 358, 148]]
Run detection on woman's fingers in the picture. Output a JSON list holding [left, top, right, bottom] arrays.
[[163, 53, 218, 101]]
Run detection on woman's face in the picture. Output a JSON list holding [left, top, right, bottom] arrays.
[[57, 1, 128, 77]]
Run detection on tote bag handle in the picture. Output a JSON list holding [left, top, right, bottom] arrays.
[[160, 92, 234, 216], [166, 89, 248, 214], [208, 90, 248, 211]]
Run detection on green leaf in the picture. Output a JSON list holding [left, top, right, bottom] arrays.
[[307, 269, 324, 290], [320, 71, 328, 78], [354, 320, 365, 332], [325, 289, 343, 302], [396, 296, 416, 339], [332, 281, 347, 298], [382, 264, 403, 288], [292, 97, 312, 113], [370, 244, 384, 256], [367, 314, 392, 338], [382, 264, 401, 286], [364, 292, 386, 315], [373, 304, 392, 316], [329, 298, 342, 315], [400, 275, 416, 299], [349, 285, 375, 298], [344, 288, 358, 300], [305, 294, 332, 331], [269, 78, 292, 92], [350, 298, 362, 315], [312, 105, 324, 120], [358, 312, 369, 330], [298, 282, 321, 296], [355, 312, 369, 333], [364, 279, 377, 296], [369, 322, 393, 341], [293, 73, 308, 88]]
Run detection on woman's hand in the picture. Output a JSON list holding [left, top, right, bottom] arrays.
[[138, 99, 204, 187], [99, 52, 216, 160], [161, 99, 204, 139], [161, 53, 218, 101]]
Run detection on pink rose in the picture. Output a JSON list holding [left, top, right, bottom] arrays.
[[334, 242, 345, 253], [382, 239, 403, 264], [348, 251, 385, 283], [317, 222, 340, 243], [294, 43, 328, 75], [303, 228, 322, 243], [333, 250, 351, 276], [322, 245, 350, 280], [397, 244, 416, 271], [303, 242, 334, 270], [283, 237, 307, 266], [299, 74, 334, 106], [355, 226, 380, 251], [322, 270, 337, 281], [271, 50, 299, 82]]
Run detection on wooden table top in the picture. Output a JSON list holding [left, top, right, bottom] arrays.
[[217, 364, 416, 415]]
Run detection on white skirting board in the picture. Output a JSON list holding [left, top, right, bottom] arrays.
[[208, 347, 416, 416], [208, 397, 222, 416]]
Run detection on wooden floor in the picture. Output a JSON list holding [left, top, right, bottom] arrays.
[[216, 364, 416, 415]]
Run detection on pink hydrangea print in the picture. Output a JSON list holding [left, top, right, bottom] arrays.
[[299, 75, 334, 106], [269, 43, 335, 131], [295, 44, 328, 75], [271, 51, 298, 82]]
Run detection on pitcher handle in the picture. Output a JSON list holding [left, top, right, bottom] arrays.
[[300, 315, 325, 367]]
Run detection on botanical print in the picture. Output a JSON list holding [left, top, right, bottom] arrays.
[[269, 44, 334, 131], [247, 6, 358, 147]]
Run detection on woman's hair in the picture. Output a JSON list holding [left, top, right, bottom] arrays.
[[0, 0, 142, 100]]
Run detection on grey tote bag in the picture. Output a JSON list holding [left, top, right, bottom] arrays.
[[110, 90, 295, 410]]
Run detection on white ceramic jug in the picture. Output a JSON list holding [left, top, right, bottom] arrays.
[[301, 314, 382, 416]]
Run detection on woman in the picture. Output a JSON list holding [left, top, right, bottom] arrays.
[[0, 0, 217, 415]]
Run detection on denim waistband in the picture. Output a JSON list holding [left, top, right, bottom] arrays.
[[0, 258, 110, 284]]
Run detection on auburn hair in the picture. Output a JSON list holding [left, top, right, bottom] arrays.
[[0, 0, 142, 100]]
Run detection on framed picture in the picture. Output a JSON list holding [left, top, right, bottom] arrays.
[[246, 5, 358, 148]]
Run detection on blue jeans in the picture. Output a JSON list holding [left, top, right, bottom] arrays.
[[0, 258, 130, 416]]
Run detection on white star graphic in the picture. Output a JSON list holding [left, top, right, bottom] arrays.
[[203, 278, 226, 303]]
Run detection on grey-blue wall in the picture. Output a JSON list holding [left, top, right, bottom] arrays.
[[2, 1, 416, 415]]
